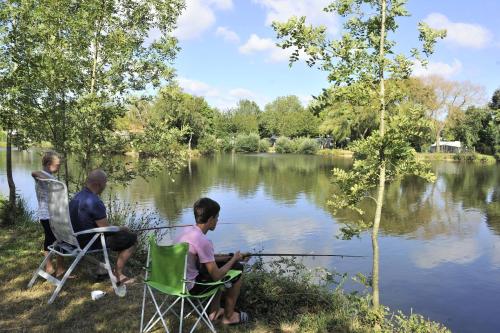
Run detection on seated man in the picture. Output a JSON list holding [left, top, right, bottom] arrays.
[[69, 169, 137, 284], [174, 197, 249, 325]]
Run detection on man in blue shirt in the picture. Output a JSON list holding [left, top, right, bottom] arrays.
[[69, 169, 137, 284]]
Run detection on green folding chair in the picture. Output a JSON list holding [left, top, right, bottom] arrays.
[[140, 237, 241, 333]]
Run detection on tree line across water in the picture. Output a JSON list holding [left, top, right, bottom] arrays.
[[109, 77, 499, 158]]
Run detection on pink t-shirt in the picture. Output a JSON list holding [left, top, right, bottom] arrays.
[[174, 226, 215, 289]]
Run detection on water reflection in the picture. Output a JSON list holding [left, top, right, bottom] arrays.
[[2, 150, 500, 333]]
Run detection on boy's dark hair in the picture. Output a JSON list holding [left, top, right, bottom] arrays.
[[42, 151, 60, 168], [193, 198, 220, 224]]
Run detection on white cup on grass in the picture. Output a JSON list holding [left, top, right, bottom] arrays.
[[91, 290, 106, 300]]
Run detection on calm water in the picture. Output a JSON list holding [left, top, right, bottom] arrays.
[[1, 150, 499, 333]]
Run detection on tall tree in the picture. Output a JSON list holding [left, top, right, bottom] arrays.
[[420, 76, 485, 152], [2, 0, 185, 188], [273, 0, 445, 310], [490, 89, 500, 110], [229, 99, 261, 134], [260, 95, 318, 138], [0, 0, 43, 210]]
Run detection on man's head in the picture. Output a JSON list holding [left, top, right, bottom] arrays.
[[193, 198, 220, 231], [86, 169, 107, 195]]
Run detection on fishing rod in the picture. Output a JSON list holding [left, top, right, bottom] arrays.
[[133, 223, 239, 232], [244, 253, 365, 258], [216, 252, 365, 259]]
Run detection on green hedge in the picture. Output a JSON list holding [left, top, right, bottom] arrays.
[[258, 139, 271, 153], [275, 136, 295, 153], [235, 133, 260, 153], [296, 137, 319, 154], [197, 135, 219, 155]]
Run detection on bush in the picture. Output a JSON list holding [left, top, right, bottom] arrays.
[[239, 256, 450, 332], [197, 135, 219, 155], [218, 136, 234, 152], [234, 133, 260, 153], [453, 152, 477, 162], [296, 137, 319, 155], [258, 139, 271, 153], [275, 136, 295, 153], [0, 195, 35, 226]]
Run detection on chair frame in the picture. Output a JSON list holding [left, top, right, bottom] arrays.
[[27, 178, 122, 304], [140, 239, 239, 333]]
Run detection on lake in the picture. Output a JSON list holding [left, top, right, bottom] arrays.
[[1, 149, 499, 333]]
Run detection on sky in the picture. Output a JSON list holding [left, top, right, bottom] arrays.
[[162, 0, 500, 110]]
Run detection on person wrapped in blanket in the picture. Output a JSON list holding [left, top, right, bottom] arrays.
[[174, 198, 249, 325], [32, 151, 68, 278]]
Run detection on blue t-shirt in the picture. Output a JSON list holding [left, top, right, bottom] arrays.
[[69, 188, 107, 243]]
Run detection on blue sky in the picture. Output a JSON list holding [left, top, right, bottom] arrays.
[[168, 0, 500, 109]]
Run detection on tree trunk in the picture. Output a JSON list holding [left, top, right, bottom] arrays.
[[6, 131, 16, 209], [372, 164, 385, 309], [371, 0, 387, 310], [436, 131, 441, 153]]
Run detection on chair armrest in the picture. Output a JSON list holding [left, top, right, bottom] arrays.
[[74, 226, 121, 235], [185, 279, 226, 286]]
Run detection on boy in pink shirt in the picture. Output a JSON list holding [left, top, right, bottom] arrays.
[[174, 198, 249, 325]]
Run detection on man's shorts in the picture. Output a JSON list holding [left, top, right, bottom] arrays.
[[189, 260, 243, 295], [79, 229, 137, 252]]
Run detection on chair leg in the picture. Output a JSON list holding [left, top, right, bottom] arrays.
[[146, 286, 170, 333], [100, 234, 118, 292], [187, 296, 217, 333], [27, 251, 53, 288], [140, 282, 147, 333], [144, 296, 181, 332], [48, 250, 85, 304], [179, 297, 185, 333]]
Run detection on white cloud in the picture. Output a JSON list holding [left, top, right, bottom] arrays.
[[177, 77, 266, 109], [412, 59, 463, 78], [298, 94, 314, 107], [229, 88, 257, 99], [174, 0, 233, 40], [208, 0, 233, 10], [177, 77, 220, 97], [239, 34, 293, 63], [253, 0, 338, 35], [215, 26, 240, 43], [424, 13, 493, 49]]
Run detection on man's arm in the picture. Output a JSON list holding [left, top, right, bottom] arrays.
[[204, 251, 242, 281], [95, 218, 110, 228]]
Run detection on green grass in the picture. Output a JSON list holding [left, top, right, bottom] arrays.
[[417, 152, 497, 163], [317, 149, 354, 158], [0, 199, 450, 333]]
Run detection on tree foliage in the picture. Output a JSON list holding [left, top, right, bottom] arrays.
[[273, 0, 445, 309], [1, 0, 185, 187], [260, 95, 319, 138]]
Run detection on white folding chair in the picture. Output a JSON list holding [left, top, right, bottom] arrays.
[[28, 178, 122, 303]]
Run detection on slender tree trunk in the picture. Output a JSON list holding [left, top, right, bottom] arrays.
[[436, 126, 442, 153], [6, 130, 16, 209], [371, 0, 387, 310]]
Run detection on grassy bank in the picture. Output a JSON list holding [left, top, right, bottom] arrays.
[[0, 199, 450, 333], [317, 149, 354, 158], [417, 152, 497, 163]]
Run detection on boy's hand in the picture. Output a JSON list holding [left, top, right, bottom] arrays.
[[241, 252, 252, 262], [232, 251, 243, 261]]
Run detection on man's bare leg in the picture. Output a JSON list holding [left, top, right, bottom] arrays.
[[115, 245, 135, 281], [222, 277, 242, 324]]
